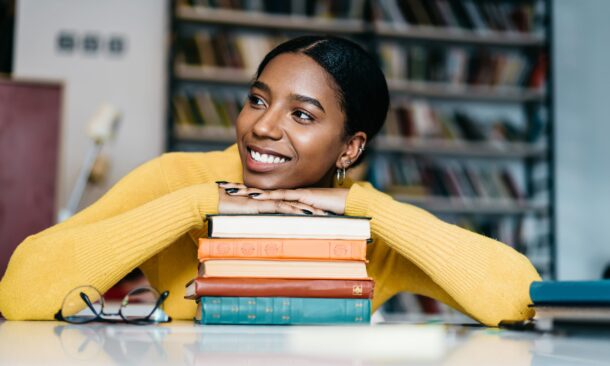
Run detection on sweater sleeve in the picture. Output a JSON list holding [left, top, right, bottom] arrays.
[[0, 156, 219, 320], [345, 182, 541, 326]]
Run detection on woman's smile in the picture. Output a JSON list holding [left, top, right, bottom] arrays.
[[245, 145, 292, 173]]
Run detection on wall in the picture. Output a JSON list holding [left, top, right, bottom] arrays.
[[13, 0, 167, 216], [554, 0, 610, 279]]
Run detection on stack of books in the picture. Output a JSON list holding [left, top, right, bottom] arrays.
[[530, 280, 610, 333], [185, 214, 374, 325]]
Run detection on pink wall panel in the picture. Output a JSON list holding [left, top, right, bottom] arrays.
[[0, 79, 62, 278]]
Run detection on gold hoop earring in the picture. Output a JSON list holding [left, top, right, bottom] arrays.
[[336, 167, 346, 186]]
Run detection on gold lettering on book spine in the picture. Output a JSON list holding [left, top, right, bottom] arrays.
[[332, 243, 349, 258], [352, 285, 363, 296]]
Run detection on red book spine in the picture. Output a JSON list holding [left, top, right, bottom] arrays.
[[185, 277, 374, 299]]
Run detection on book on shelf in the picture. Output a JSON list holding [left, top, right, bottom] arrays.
[[172, 89, 244, 139], [185, 277, 374, 299], [371, 0, 541, 33], [381, 100, 543, 145], [198, 237, 367, 261], [198, 259, 369, 280], [380, 43, 545, 89], [179, 0, 367, 21], [368, 155, 524, 202], [206, 214, 371, 240], [195, 296, 371, 325], [176, 31, 280, 73]]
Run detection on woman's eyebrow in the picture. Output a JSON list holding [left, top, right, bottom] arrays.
[[290, 94, 325, 113], [250, 80, 271, 94], [251, 80, 325, 113]]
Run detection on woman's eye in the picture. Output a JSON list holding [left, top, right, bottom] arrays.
[[248, 94, 265, 107], [293, 110, 314, 122]]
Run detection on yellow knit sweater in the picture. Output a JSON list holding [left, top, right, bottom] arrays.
[[0, 145, 540, 325]]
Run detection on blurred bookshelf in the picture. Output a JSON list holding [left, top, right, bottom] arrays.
[[166, 0, 554, 315]]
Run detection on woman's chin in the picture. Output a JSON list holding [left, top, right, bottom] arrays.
[[243, 175, 281, 190]]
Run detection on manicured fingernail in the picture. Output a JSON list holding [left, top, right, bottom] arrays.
[[248, 193, 260, 197], [302, 209, 313, 215], [324, 210, 338, 215], [225, 188, 239, 194]]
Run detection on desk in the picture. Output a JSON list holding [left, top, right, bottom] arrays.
[[0, 318, 608, 365]]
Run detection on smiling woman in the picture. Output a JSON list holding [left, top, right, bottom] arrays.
[[0, 36, 541, 326]]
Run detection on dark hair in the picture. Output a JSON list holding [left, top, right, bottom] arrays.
[[254, 35, 389, 165]]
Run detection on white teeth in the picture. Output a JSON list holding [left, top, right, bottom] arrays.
[[250, 149, 286, 164]]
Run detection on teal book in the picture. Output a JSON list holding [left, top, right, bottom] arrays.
[[195, 297, 371, 325], [530, 280, 610, 305]]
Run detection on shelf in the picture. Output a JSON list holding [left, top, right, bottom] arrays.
[[175, 63, 253, 85], [391, 195, 548, 215], [374, 22, 545, 47], [176, 5, 367, 34], [373, 136, 547, 159], [175, 6, 544, 47], [175, 64, 546, 103], [174, 124, 236, 143], [387, 79, 545, 102], [173, 126, 547, 160]]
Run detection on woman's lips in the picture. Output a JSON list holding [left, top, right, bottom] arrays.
[[245, 147, 290, 173]]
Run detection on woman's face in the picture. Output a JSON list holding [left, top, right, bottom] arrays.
[[236, 53, 348, 189]]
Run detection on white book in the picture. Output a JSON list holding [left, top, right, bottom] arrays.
[[207, 214, 371, 240]]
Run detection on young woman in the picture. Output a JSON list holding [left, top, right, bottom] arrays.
[[0, 36, 540, 326]]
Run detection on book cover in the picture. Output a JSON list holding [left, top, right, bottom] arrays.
[[530, 280, 610, 305], [195, 297, 371, 324], [206, 214, 371, 240], [185, 277, 374, 299], [198, 259, 369, 280], [198, 238, 367, 261]]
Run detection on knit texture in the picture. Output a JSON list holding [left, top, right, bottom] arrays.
[[0, 145, 540, 325]]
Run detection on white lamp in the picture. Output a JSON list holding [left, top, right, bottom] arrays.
[[58, 103, 121, 223]]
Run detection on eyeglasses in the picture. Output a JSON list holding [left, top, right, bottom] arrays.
[[55, 285, 171, 325]]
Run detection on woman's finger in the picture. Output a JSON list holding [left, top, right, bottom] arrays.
[[255, 200, 320, 215], [284, 202, 328, 216], [248, 188, 306, 202], [223, 187, 265, 197], [216, 181, 247, 190]]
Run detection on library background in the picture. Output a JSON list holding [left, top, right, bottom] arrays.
[[1, 0, 610, 319]]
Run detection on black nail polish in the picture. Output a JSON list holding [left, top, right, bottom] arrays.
[[324, 210, 338, 215], [225, 188, 239, 194], [248, 193, 260, 197], [302, 209, 313, 215], [215, 181, 228, 184]]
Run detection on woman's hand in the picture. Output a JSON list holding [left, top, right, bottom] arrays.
[[218, 182, 349, 215], [217, 183, 326, 215]]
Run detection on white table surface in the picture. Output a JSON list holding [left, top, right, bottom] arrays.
[[1, 317, 609, 365]]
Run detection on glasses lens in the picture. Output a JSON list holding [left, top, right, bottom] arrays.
[[120, 287, 167, 323], [61, 286, 104, 323]]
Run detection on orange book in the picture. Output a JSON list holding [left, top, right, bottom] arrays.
[[198, 238, 367, 261]]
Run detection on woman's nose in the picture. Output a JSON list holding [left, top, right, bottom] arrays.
[[252, 108, 283, 140]]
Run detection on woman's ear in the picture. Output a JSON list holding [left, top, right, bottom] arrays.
[[336, 132, 367, 168]]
